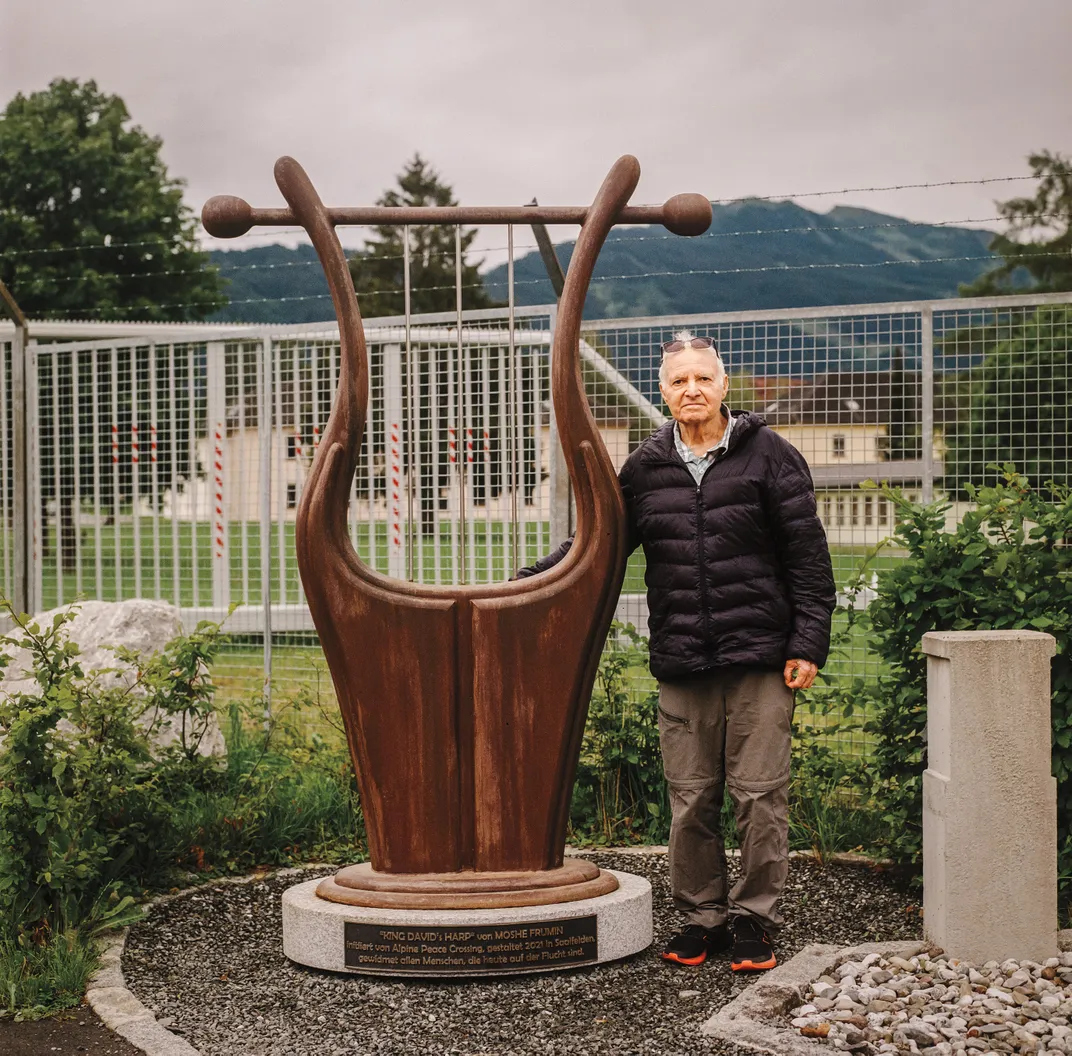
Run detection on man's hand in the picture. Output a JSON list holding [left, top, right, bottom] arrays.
[[784, 658, 818, 689]]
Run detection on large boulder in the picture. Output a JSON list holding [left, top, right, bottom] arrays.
[[0, 599, 225, 757]]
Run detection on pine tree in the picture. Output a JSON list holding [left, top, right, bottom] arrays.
[[347, 154, 498, 316], [961, 151, 1072, 295]]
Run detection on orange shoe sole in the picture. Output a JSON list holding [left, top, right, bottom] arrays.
[[661, 950, 708, 966], [731, 955, 777, 971]]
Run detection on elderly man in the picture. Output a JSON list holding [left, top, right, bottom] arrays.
[[517, 332, 835, 972]]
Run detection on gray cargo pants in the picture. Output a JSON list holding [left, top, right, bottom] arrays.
[[657, 667, 794, 935]]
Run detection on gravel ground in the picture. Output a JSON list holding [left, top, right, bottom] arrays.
[[123, 851, 923, 1056]]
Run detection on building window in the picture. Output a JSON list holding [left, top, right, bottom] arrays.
[[878, 498, 888, 526], [822, 495, 832, 525], [286, 483, 298, 509], [851, 495, 859, 526], [836, 497, 845, 527], [864, 494, 873, 526], [287, 435, 299, 459], [832, 434, 846, 458]]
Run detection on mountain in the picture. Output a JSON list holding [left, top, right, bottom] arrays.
[[209, 243, 332, 324], [482, 200, 997, 317], [207, 201, 998, 324]]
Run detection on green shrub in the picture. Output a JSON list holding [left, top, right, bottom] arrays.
[[572, 621, 887, 860], [853, 465, 1072, 873], [788, 729, 884, 862], [154, 694, 362, 875], [571, 622, 669, 844], [0, 602, 363, 1019], [0, 604, 162, 942]]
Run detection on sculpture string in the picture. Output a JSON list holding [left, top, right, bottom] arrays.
[[203, 156, 711, 909]]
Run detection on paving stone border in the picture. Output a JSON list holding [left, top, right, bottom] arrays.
[[85, 864, 330, 1056]]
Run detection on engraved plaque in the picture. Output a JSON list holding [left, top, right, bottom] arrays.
[[344, 916, 598, 974]]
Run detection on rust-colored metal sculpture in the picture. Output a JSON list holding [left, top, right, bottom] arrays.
[[203, 156, 710, 909]]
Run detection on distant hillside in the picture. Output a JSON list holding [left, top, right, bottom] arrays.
[[483, 200, 997, 317], [209, 243, 331, 324], [208, 200, 998, 324]]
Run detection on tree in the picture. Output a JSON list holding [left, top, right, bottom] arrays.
[[349, 156, 500, 535], [347, 154, 498, 316], [0, 79, 225, 568], [0, 78, 226, 321], [942, 305, 1072, 499], [961, 151, 1072, 296]]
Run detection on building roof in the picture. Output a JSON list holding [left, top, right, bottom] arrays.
[[761, 371, 921, 427]]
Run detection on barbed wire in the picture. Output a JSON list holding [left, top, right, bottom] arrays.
[[3, 167, 1049, 262], [31, 249, 1071, 320], [710, 174, 1039, 204], [10, 213, 1064, 293]]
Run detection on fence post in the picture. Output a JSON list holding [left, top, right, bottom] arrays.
[[0, 281, 30, 614], [259, 335, 273, 716], [920, 303, 934, 504], [921, 629, 1057, 962], [547, 305, 572, 546]]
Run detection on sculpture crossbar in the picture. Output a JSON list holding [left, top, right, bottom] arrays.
[[203, 156, 711, 913]]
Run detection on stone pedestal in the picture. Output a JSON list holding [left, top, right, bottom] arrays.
[[921, 630, 1057, 963], [282, 869, 652, 977]]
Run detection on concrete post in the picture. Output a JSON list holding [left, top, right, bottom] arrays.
[[921, 630, 1057, 963]]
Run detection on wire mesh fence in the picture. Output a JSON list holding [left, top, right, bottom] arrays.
[[4, 290, 1071, 759]]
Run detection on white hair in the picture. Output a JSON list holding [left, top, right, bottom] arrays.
[[658, 329, 725, 387]]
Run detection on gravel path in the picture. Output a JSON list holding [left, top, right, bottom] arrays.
[[123, 851, 922, 1056]]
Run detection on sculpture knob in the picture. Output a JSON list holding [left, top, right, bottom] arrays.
[[662, 193, 713, 236], [202, 195, 254, 238]]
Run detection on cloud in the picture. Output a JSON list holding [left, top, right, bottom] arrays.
[[3, 0, 1070, 265]]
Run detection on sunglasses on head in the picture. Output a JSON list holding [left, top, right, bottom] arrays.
[[660, 336, 719, 356]]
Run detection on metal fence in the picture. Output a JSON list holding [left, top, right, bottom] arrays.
[[3, 289, 1070, 757]]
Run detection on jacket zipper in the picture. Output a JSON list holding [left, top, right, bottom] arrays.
[[694, 476, 712, 645], [652, 429, 735, 649]]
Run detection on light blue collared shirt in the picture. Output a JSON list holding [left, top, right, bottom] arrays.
[[673, 410, 735, 485]]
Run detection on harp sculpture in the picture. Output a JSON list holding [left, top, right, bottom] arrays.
[[203, 155, 711, 973]]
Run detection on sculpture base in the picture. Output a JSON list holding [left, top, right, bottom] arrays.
[[283, 869, 652, 977], [316, 858, 618, 909]]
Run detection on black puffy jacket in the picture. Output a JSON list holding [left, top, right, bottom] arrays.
[[517, 409, 836, 682]]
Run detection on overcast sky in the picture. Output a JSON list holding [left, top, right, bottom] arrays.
[[4, 0, 1071, 264]]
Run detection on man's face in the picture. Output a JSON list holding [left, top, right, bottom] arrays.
[[659, 347, 729, 427]]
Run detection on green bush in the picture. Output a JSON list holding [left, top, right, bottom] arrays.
[[0, 605, 162, 943], [154, 695, 362, 876], [571, 621, 886, 860], [852, 465, 1072, 873], [571, 622, 669, 844], [0, 602, 362, 1018]]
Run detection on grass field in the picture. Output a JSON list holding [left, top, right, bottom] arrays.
[[29, 519, 896, 761], [34, 516, 554, 610]]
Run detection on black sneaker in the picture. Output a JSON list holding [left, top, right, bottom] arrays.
[[660, 923, 731, 966], [730, 915, 777, 971]]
